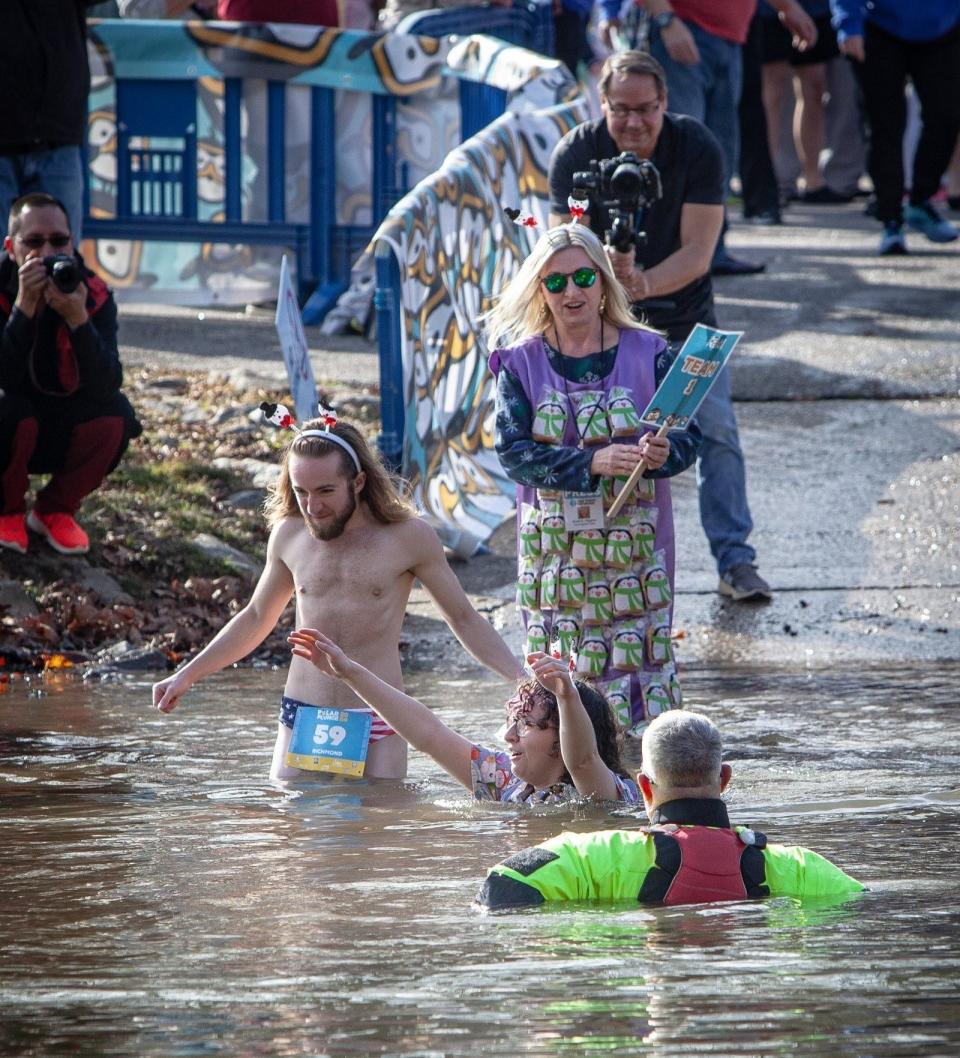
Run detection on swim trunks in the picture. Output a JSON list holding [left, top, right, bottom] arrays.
[[279, 695, 397, 741]]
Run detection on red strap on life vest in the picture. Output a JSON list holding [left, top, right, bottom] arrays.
[[658, 825, 749, 906]]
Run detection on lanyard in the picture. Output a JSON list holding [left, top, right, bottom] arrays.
[[553, 319, 605, 450]]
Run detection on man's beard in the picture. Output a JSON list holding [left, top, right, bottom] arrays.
[[304, 489, 357, 541]]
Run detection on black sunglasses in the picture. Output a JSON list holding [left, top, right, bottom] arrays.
[[18, 234, 71, 250], [541, 267, 598, 294]]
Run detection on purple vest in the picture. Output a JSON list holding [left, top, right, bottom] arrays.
[[491, 328, 675, 582]]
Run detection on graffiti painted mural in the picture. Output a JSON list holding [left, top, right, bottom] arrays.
[[83, 21, 556, 304], [83, 18, 587, 548], [373, 99, 589, 550]]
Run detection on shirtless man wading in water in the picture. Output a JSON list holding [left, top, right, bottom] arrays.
[[152, 417, 524, 780]]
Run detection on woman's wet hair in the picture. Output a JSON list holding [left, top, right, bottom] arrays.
[[509, 678, 627, 781], [264, 417, 414, 527]]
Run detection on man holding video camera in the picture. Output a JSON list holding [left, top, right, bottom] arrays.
[[0, 192, 140, 556], [548, 50, 771, 602]]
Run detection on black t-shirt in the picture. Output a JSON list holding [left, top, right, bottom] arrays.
[[549, 113, 724, 341]]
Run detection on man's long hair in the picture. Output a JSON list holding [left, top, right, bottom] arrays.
[[264, 418, 414, 528]]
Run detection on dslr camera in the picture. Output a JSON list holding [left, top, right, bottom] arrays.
[[572, 152, 663, 254], [43, 254, 83, 295]]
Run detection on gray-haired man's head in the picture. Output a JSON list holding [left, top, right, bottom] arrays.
[[641, 711, 724, 791]]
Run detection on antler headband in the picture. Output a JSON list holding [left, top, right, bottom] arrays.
[[259, 402, 362, 473]]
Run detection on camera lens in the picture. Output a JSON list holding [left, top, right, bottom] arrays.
[[610, 162, 643, 199], [43, 255, 82, 294]]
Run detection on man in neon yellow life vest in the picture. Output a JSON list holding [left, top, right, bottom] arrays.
[[477, 710, 864, 909]]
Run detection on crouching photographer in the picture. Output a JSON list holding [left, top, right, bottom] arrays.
[[548, 51, 773, 603], [0, 192, 141, 556]]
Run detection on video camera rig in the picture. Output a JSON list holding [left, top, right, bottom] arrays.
[[572, 152, 663, 254]]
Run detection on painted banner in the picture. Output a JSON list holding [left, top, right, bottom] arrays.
[[83, 21, 576, 306], [372, 97, 590, 552]]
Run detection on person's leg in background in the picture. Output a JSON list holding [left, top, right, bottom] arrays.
[[759, 9, 801, 207], [761, 57, 795, 197], [0, 156, 26, 237], [701, 30, 765, 273], [852, 22, 910, 253], [739, 15, 782, 223], [553, 3, 594, 86], [822, 54, 867, 199], [946, 134, 960, 211], [27, 393, 141, 555], [20, 146, 86, 241], [668, 338, 770, 602], [789, 14, 850, 202], [693, 363, 769, 601], [652, 19, 764, 275], [902, 25, 960, 243], [793, 61, 829, 196], [0, 392, 39, 554], [648, 19, 707, 121]]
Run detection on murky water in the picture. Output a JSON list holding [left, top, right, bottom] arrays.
[[1, 664, 959, 1058]]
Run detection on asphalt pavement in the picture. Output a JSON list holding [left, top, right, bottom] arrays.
[[118, 199, 960, 666]]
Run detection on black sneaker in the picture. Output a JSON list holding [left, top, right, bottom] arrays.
[[800, 186, 854, 204], [712, 253, 766, 276], [743, 208, 782, 225], [718, 564, 773, 602]]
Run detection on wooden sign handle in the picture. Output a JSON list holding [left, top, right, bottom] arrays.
[[606, 423, 670, 519]]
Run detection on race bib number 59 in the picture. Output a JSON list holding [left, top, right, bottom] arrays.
[[286, 706, 372, 776]]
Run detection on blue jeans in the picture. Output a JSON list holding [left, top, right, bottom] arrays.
[[0, 146, 85, 240], [651, 20, 743, 261], [670, 340, 756, 575]]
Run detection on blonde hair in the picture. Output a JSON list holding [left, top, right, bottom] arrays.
[[482, 224, 658, 350], [264, 418, 414, 528]]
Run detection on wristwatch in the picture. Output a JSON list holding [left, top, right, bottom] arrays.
[[653, 11, 676, 29]]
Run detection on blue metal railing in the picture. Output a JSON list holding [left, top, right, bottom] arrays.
[[86, 72, 390, 320], [374, 243, 406, 470]]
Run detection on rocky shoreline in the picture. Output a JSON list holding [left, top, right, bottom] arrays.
[[0, 367, 383, 677]]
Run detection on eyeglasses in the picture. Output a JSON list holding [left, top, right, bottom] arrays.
[[605, 99, 662, 119], [17, 233, 71, 250], [541, 267, 598, 294], [506, 714, 556, 738]]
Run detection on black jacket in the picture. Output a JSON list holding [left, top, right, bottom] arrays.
[[0, 252, 122, 402], [1, 2, 98, 151]]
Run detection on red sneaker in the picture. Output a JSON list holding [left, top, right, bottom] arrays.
[[0, 513, 28, 554], [27, 510, 90, 555]]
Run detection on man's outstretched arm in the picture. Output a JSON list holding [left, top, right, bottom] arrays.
[[610, 202, 723, 301], [153, 523, 296, 712], [409, 520, 525, 682]]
